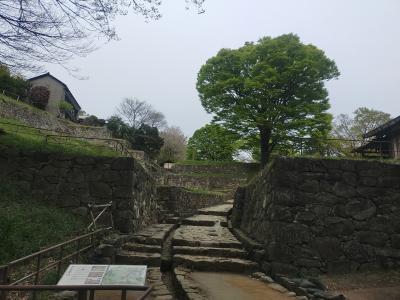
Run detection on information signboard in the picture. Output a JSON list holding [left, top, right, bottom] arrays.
[[57, 265, 147, 286]]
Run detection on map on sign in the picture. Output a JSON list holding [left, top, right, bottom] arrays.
[[57, 265, 147, 286]]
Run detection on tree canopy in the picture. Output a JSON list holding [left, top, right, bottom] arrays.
[[117, 97, 167, 130], [0, 0, 205, 71], [106, 116, 164, 159], [197, 34, 339, 165], [158, 126, 187, 163], [186, 124, 238, 161], [332, 107, 391, 156]]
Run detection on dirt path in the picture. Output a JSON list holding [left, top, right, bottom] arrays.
[[321, 270, 400, 300], [192, 272, 293, 300]]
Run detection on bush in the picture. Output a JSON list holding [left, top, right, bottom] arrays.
[[0, 64, 30, 99], [29, 86, 50, 110], [58, 100, 74, 113]]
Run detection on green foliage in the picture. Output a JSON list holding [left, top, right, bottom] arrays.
[[0, 65, 30, 99], [332, 107, 391, 156], [58, 100, 74, 112], [0, 181, 84, 264], [107, 116, 164, 159], [80, 115, 106, 127], [197, 34, 339, 165], [186, 124, 239, 161]]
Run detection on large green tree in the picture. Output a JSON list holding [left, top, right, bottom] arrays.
[[187, 124, 238, 161], [197, 34, 340, 165]]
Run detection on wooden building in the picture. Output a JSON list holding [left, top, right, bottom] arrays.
[[355, 115, 400, 159]]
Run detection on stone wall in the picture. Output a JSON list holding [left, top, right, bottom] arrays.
[[232, 157, 400, 275], [0, 97, 111, 139], [157, 186, 229, 220], [0, 145, 158, 233], [160, 173, 246, 192], [171, 163, 259, 175]]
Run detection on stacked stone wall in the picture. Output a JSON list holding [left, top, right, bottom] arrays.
[[160, 173, 246, 192], [0, 146, 158, 233], [0, 98, 111, 139], [232, 157, 400, 275], [170, 163, 259, 175], [157, 186, 229, 220]]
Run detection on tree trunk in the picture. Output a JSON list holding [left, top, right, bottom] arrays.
[[259, 126, 271, 167]]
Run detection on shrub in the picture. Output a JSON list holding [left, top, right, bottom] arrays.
[[29, 86, 50, 110]]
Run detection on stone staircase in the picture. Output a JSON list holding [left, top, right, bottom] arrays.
[[172, 202, 258, 273], [116, 224, 175, 267]]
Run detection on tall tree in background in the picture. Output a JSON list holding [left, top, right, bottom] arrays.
[[106, 116, 164, 159], [332, 107, 391, 155], [158, 126, 187, 163], [117, 97, 166, 130], [0, 0, 205, 71], [197, 34, 339, 166], [186, 124, 238, 161]]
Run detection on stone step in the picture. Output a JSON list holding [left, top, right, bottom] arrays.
[[122, 242, 161, 253], [173, 246, 247, 259], [173, 237, 242, 249], [182, 215, 228, 227], [197, 204, 233, 216], [129, 224, 176, 246], [173, 254, 258, 273], [116, 250, 161, 267]]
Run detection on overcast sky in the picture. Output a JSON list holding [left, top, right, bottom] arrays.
[[42, 0, 400, 136]]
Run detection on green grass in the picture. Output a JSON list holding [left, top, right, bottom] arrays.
[[185, 187, 228, 196], [0, 117, 120, 157], [176, 160, 246, 166], [0, 181, 85, 264], [179, 172, 243, 178]]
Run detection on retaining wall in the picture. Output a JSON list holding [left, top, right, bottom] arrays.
[[157, 186, 229, 220], [0, 146, 158, 233], [232, 157, 400, 275]]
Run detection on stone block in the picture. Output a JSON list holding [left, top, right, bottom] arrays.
[[357, 231, 388, 247], [313, 237, 342, 261], [114, 210, 134, 233], [89, 182, 111, 198], [345, 200, 376, 220], [111, 157, 134, 170], [391, 234, 400, 249], [332, 182, 357, 198]]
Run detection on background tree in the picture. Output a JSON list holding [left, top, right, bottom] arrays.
[[332, 107, 391, 155], [158, 126, 187, 163], [0, 0, 205, 71], [106, 116, 164, 159], [186, 124, 238, 161], [0, 65, 30, 98], [197, 34, 339, 166], [117, 97, 167, 129]]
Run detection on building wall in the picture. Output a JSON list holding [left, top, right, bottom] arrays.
[[390, 127, 400, 159], [232, 157, 400, 275], [30, 76, 65, 116]]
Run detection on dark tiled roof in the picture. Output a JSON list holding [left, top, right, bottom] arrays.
[[28, 72, 81, 111], [363, 115, 400, 138]]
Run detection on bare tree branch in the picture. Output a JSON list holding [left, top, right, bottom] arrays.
[[0, 0, 205, 72]]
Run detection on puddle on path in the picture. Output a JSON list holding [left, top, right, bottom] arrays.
[[192, 272, 292, 300]]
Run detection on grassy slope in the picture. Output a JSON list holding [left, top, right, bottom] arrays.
[[0, 181, 85, 264], [0, 117, 120, 157], [0, 95, 121, 157]]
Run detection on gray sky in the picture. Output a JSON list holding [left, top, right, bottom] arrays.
[[43, 0, 400, 136]]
